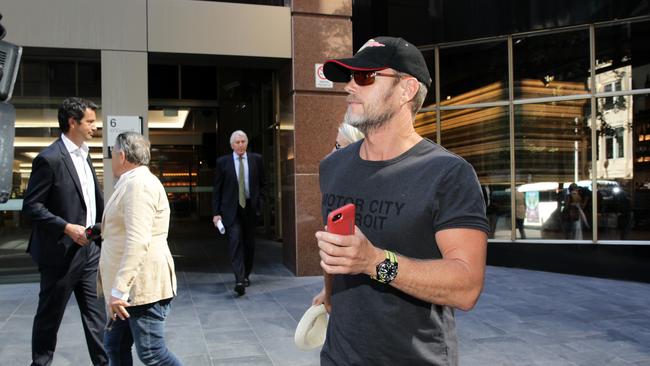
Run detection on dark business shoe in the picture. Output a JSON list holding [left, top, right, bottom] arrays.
[[234, 282, 246, 296], [243, 277, 251, 287]]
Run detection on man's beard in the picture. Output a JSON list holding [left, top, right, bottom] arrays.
[[343, 92, 395, 136]]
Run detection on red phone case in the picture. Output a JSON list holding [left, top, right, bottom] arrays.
[[327, 203, 355, 235]]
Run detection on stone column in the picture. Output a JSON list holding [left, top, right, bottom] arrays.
[[101, 50, 148, 199], [281, 0, 352, 275]]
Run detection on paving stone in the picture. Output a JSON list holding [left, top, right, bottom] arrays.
[[1, 229, 648, 366]]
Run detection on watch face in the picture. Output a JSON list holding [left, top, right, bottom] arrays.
[[377, 260, 398, 283]]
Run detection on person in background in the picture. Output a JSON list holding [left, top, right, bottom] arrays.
[[565, 183, 588, 240], [100, 132, 181, 366], [212, 130, 266, 296], [333, 123, 365, 151], [314, 36, 489, 365], [22, 97, 107, 366], [516, 190, 526, 239], [312, 124, 364, 306]]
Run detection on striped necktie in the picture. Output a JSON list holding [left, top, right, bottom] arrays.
[[238, 155, 246, 208]]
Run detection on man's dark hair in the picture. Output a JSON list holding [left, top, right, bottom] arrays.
[[57, 97, 98, 133]]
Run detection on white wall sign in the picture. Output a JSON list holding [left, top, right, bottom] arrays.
[[106, 115, 143, 158], [315, 63, 333, 88]]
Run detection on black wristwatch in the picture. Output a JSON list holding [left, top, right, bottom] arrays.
[[372, 250, 398, 284]]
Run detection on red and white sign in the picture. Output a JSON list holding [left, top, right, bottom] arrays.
[[315, 64, 333, 88]]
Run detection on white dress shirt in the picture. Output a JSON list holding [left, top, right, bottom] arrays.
[[61, 134, 96, 227], [233, 151, 250, 199]]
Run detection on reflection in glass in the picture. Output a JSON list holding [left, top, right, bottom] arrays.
[[78, 62, 102, 98], [414, 110, 437, 141], [595, 20, 650, 92], [440, 107, 511, 240], [21, 61, 48, 96], [597, 94, 650, 240], [1, 50, 103, 280], [514, 29, 590, 99], [421, 49, 436, 107], [48, 62, 76, 97], [515, 101, 592, 240], [439, 41, 508, 103]]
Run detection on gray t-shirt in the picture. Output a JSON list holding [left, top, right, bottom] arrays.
[[319, 138, 489, 366]]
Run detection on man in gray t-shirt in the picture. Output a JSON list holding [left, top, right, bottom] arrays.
[[313, 37, 489, 365]]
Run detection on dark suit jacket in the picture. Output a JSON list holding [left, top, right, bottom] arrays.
[[22, 138, 104, 268], [212, 152, 265, 227]]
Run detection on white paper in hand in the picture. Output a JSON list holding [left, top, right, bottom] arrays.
[[216, 219, 225, 234]]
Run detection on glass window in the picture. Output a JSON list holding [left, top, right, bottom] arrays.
[[21, 61, 48, 96], [595, 20, 650, 92], [439, 41, 508, 104], [616, 127, 624, 158], [596, 93, 630, 164], [414, 110, 437, 141], [421, 49, 436, 108], [78, 62, 101, 98], [515, 100, 593, 240], [148, 65, 276, 232], [48, 61, 76, 97], [597, 94, 650, 241], [514, 29, 590, 99], [440, 106, 511, 240], [2, 48, 102, 280], [181, 65, 217, 100], [149, 64, 179, 99], [606, 134, 614, 159]]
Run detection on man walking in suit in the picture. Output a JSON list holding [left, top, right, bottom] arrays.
[[22, 97, 108, 366], [212, 130, 265, 296]]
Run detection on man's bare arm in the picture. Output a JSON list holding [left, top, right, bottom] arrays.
[[316, 227, 487, 311]]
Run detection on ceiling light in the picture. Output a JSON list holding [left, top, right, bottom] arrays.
[[14, 109, 104, 128], [13, 108, 187, 130], [14, 137, 102, 148], [149, 110, 189, 129]]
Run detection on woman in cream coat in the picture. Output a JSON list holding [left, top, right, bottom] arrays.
[[100, 131, 181, 366]]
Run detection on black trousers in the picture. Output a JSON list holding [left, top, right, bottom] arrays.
[[32, 259, 108, 366], [226, 200, 257, 283]]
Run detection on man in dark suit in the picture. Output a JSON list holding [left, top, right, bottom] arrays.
[[212, 130, 265, 296], [22, 97, 107, 366]]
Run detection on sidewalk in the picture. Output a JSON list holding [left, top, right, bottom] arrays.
[[0, 222, 649, 365]]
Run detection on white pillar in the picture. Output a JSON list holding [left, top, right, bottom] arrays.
[[101, 50, 148, 199]]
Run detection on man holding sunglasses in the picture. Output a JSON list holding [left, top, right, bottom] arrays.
[[314, 37, 489, 365]]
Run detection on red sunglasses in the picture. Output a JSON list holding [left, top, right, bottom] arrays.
[[350, 70, 400, 86]]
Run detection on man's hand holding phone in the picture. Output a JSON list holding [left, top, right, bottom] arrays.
[[316, 204, 383, 276]]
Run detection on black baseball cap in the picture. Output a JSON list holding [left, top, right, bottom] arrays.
[[323, 36, 432, 87]]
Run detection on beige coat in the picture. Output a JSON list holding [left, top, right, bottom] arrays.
[[98, 166, 177, 307]]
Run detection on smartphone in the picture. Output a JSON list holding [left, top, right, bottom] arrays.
[[327, 203, 355, 235]]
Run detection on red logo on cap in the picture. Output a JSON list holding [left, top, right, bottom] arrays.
[[358, 39, 386, 52], [365, 41, 385, 48]]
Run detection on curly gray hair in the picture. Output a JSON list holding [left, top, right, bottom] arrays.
[[114, 131, 151, 166]]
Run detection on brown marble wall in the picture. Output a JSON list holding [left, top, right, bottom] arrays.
[[293, 94, 348, 275], [281, 0, 353, 276], [292, 15, 351, 94], [291, 0, 352, 16]]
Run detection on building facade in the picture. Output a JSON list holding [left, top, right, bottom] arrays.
[[1, 0, 649, 281], [353, 0, 650, 281], [0, 0, 353, 278]]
